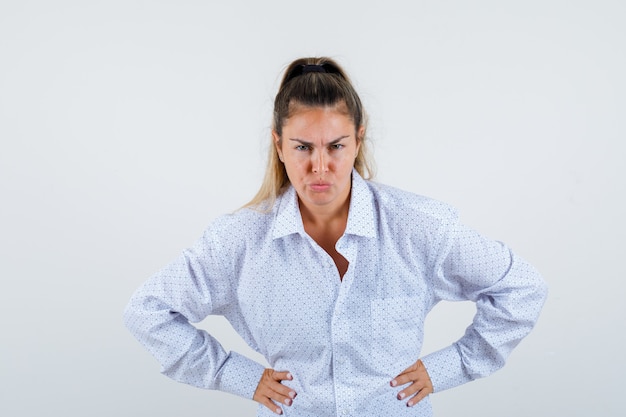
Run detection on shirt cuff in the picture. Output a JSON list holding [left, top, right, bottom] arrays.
[[421, 344, 472, 393], [214, 351, 266, 399]]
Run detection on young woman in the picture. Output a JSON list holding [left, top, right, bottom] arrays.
[[124, 57, 547, 416]]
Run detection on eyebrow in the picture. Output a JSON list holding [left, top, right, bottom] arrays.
[[288, 135, 350, 146]]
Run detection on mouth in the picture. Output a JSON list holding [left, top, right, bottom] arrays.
[[309, 182, 331, 192]]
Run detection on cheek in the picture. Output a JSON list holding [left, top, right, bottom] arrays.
[[334, 153, 355, 167], [284, 158, 309, 177], [288, 155, 310, 167]]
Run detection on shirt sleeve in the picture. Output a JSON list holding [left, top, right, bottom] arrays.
[[420, 218, 548, 392], [123, 224, 266, 399]]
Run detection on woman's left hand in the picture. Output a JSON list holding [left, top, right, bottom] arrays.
[[390, 359, 434, 407]]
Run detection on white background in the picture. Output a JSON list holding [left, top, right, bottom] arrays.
[[1, 1, 624, 416]]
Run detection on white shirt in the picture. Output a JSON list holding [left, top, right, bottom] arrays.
[[124, 171, 547, 416]]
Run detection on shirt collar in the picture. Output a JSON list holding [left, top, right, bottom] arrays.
[[345, 170, 377, 238], [271, 169, 377, 240], [272, 185, 305, 239]]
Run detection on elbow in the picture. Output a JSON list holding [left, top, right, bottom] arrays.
[[522, 267, 548, 327], [530, 266, 549, 310], [514, 253, 549, 318], [122, 295, 138, 334], [122, 289, 147, 336], [122, 298, 135, 329], [538, 275, 549, 305]]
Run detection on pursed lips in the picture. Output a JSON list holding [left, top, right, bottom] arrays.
[[309, 182, 331, 192]]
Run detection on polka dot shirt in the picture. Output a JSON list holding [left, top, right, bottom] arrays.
[[124, 171, 548, 416]]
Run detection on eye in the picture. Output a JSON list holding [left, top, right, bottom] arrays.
[[295, 145, 310, 151], [330, 143, 344, 150]]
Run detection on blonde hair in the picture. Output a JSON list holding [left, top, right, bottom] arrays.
[[245, 57, 375, 210]]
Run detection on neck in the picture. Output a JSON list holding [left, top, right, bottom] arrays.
[[298, 193, 351, 229]]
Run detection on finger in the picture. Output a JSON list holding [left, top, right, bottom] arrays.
[[390, 369, 419, 387], [271, 370, 293, 381], [390, 359, 429, 387], [272, 384, 297, 404], [254, 369, 297, 408], [266, 384, 296, 407], [266, 372, 297, 404], [406, 383, 433, 407], [258, 396, 283, 415], [256, 387, 294, 408], [396, 378, 429, 399], [391, 360, 433, 405], [390, 363, 419, 387], [256, 385, 291, 412], [394, 368, 429, 395]]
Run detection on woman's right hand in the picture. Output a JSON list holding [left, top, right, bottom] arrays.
[[253, 369, 297, 415]]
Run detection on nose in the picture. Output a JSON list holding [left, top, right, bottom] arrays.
[[312, 150, 328, 174]]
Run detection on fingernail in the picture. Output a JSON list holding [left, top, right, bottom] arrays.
[[397, 392, 405, 400], [287, 373, 293, 380], [289, 391, 296, 399], [284, 398, 292, 406], [276, 407, 282, 414], [407, 401, 413, 407], [390, 379, 397, 387]]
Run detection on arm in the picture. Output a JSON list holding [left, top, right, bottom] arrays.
[[420, 220, 548, 392], [122, 226, 266, 399]]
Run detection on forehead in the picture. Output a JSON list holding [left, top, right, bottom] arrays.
[[287, 100, 350, 116], [282, 104, 355, 134]]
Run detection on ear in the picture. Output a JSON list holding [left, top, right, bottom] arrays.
[[355, 126, 365, 155], [272, 130, 284, 162]]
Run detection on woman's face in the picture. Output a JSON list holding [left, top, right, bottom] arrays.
[[274, 105, 362, 214]]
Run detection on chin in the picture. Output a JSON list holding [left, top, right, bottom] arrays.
[[304, 195, 335, 206]]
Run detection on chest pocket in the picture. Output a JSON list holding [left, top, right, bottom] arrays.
[[370, 297, 425, 373]]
